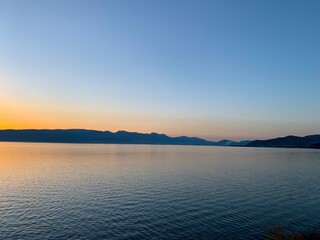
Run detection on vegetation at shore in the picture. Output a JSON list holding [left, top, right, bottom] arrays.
[[266, 226, 320, 240], [184, 226, 320, 240]]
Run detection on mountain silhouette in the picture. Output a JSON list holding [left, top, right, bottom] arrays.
[[2, 130, 319, 149], [312, 143, 320, 149], [247, 135, 320, 148], [0, 129, 223, 146]]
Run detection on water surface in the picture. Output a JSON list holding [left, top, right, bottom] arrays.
[[0, 142, 319, 239]]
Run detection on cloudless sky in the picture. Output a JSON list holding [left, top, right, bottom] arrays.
[[0, 0, 319, 140]]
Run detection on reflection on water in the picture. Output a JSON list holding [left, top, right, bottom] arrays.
[[0, 142, 320, 240]]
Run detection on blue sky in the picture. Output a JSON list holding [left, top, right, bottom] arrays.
[[0, 0, 319, 140]]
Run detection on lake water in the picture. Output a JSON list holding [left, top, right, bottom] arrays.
[[0, 142, 319, 240]]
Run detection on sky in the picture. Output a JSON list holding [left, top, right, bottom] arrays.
[[0, 0, 319, 141]]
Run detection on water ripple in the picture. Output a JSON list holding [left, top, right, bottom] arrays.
[[0, 143, 320, 240]]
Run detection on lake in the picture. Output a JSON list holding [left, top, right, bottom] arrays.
[[0, 142, 319, 240]]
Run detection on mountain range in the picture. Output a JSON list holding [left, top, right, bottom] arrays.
[[0, 130, 319, 149], [0, 129, 246, 146], [247, 135, 320, 149]]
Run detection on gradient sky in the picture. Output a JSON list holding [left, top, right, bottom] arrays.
[[0, 0, 319, 141]]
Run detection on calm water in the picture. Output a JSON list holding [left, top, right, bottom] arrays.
[[0, 143, 320, 240]]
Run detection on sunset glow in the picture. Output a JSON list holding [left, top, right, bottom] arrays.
[[1, 0, 319, 141]]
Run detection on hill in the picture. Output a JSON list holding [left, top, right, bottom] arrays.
[[0, 129, 220, 146], [247, 135, 320, 148]]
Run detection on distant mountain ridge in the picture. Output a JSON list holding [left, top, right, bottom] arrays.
[[0, 129, 243, 146], [1, 130, 319, 149], [220, 140, 251, 146], [312, 143, 320, 149], [247, 134, 320, 148]]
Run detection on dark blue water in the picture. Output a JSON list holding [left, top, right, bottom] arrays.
[[0, 142, 319, 240]]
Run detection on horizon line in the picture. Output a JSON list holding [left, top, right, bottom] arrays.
[[1, 128, 319, 142]]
